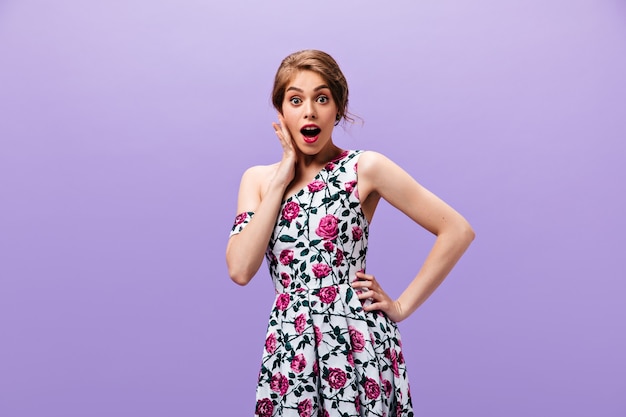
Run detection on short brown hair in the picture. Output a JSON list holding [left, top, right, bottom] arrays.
[[271, 50, 352, 124]]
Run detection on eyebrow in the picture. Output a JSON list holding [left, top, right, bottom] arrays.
[[286, 85, 330, 93]]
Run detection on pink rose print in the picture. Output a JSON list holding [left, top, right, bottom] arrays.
[[319, 410, 329, 417], [297, 398, 312, 417], [383, 379, 392, 397], [234, 212, 247, 225], [323, 240, 334, 252], [344, 180, 357, 194], [265, 333, 277, 354], [334, 249, 343, 267], [312, 263, 331, 278], [385, 348, 400, 377], [282, 201, 300, 221], [393, 361, 400, 379], [313, 360, 319, 375], [270, 372, 289, 396], [399, 351, 405, 364], [317, 286, 337, 304], [290, 353, 307, 373], [325, 161, 335, 171], [396, 403, 403, 416], [255, 398, 274, 417], [355, 395, 360, 412], [279, 249, 294, 265], [352, 226, 363, 241], [348, 326, 365, 352], [315, 215, 338, 240], [327, 367, 347, 389], [364, 377, 380, 399], [276, 293, 290, 311], [314, 326, 322, 347], [334, 150, 349, 161], [347, 351, 355, 367], [294, 314, 306, 334], [307, 180, 326, 192], [281, 272, 291, 288], [281, 201, 300, 221], [384, 348, 393, 359]]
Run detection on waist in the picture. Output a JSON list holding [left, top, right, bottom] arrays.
[[277, 281, 353, 295]]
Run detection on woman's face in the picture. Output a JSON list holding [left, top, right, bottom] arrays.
[[281, 70, 339, 155]]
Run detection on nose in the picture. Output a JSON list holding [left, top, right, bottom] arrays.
[[303, 101, 316, 119]]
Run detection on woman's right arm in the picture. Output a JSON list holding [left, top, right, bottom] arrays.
[[225, 116, 296, 286]]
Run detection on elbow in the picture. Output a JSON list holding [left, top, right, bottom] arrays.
[[230, 274, 252, 286], [226, 245, 256, 286], [461, 221, 476, 246], [228, 265, 254, 286], [226, 256, 256, 286]]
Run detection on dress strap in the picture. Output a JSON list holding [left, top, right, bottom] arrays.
[[229, 211, 254, 237]]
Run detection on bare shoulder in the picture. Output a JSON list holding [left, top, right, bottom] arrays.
[[357, 150, 406, 187], [236, 162, 280, 213], [357, 149, 426, 203], [357, 150, 392, 174], [240, 163, 281, 193], [241, 164, 276, 183]]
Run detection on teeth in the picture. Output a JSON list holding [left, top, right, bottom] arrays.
[[301, 126, 321, 138]]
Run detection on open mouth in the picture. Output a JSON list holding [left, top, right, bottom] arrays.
[[300, 126, 321, 138]]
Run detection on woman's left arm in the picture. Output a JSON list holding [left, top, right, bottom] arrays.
[[352, 151, 475, 322]]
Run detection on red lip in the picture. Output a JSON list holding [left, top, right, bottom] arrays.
[[303, 135, 318, 144], [300, 124, 321, 144]]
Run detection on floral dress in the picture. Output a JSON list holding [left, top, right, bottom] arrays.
[[230, 150, 414, 417]]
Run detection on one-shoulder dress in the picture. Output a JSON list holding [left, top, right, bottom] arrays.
[[230, 150, 414, 417]]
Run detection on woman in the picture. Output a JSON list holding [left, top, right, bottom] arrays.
[[226, 49, 474, 417]]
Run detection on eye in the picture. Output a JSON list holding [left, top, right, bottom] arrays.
[[316, 95, 329, 104], [289, 97, 302, 105]]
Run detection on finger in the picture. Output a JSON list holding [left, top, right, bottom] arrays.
[[276, 113, 292, 139], [272, 122, 284, 140], [272, 123, 293, 153], [356, 289, 375, 300], [355, 271, 375, 281], [351, 280, 368, 288], [277, 112, 285, 125], [363, 301, 385, 312]]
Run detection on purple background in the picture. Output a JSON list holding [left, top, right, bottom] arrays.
[[1, 1, 625, 416]]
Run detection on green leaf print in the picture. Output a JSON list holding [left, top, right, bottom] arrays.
[[253, 151, 414, 415]]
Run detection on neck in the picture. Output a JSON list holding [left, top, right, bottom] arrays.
[[296, 142, 343, 168]]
